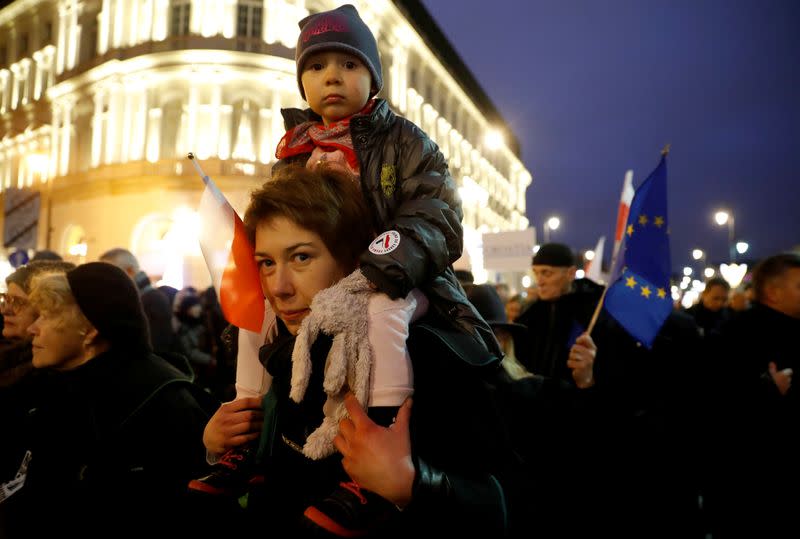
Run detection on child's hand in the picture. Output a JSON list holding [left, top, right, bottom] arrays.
[[202, 397, 264, 455]]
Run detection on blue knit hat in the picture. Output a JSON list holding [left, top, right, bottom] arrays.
[[295, 4, 383, 100]]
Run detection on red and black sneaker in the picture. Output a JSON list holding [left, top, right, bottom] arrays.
[[303, 480, 399, 537], [188, 446, 264, 497]]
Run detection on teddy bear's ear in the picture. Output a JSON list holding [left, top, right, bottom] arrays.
[[290, 316, 318, 403]]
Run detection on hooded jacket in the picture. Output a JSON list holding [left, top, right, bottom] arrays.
[[276, 99, 500, 359]]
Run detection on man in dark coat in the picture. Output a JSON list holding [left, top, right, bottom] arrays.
[[515, 243, 606, 383], [705, 253, 800, 538], [513, 243, 706, 537], [685, 276, 732, 337]]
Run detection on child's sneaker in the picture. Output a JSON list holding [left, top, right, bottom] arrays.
[[303, 480, 399, 536], [188, 446, 264, 497]]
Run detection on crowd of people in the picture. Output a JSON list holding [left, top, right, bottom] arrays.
[[1, 4, 797, 538]]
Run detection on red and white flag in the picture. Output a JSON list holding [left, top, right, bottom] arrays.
[[192, 154, 265, 333], [192, 154, 276, 399], [612, 169, 635, 265], [585, 235, 606, 284]]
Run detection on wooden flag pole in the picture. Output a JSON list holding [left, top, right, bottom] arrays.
[[586, 285, 608, 335]]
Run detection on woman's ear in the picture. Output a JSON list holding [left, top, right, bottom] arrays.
[[82, 325, 100, 347]]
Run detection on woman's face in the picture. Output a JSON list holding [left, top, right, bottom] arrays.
[[28, 307, 91, 371], [1, 283, 38, 340], [254, 216, 348, 336]]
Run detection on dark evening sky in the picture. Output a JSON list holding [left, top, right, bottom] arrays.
[[421, 0, 800, 272]]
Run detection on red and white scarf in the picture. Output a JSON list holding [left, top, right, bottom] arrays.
[[275, 100, 377, 172]]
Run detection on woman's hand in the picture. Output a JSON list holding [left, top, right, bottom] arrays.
[[202, 397, 264, 455], [334, 393, 416, 508]]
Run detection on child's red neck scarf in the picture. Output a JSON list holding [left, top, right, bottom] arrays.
[[275, 100, 376, 170]]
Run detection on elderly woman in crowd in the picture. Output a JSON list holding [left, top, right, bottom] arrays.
[[0, 261, 75, 491], [0, 261, 75, 384], [0, 262, 217, 537]]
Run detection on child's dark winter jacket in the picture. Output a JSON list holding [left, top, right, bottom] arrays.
[[276, 98, 500, 358]]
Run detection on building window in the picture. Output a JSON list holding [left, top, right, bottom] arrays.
[[19, 33, 28, 56], [0, 46, 6, 67], [43, 22, 53, 44], [237, 2, 263, 38], [171, 2, 191, 36]]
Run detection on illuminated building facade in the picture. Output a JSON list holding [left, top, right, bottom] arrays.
[[0, 0, 532, 288]]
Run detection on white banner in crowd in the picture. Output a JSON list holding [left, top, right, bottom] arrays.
[[482, 228, 536, 271]]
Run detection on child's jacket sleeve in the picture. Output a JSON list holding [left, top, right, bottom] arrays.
[[359, 122, 463, 300]]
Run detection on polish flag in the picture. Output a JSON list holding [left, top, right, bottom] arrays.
[[192, 154, 264, 333], [612, 169, 635, 265], [585, 235, 606, 284]]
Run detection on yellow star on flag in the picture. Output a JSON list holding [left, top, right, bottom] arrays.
[[638, 214, 648, 226], [640, 286, 652, 298], [654, 216, 665, 228], [625, 275, 637, 288], [627, 224, 634, 236], [657, 288, 667, 299]]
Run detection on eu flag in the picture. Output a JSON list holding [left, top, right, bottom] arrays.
[[604, 153, 672, 348]]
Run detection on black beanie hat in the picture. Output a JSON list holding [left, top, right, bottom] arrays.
[[295, 4, 383, 100], [533, 243, 577, 267], [66, 262, 151, 352], [467, 284, 528, 346]]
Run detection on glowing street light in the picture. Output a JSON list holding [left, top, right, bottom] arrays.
[[714, 209, 736, 262], [584, 250, 595, 261], [736, 241, 749, 255], [543, 216, 560, 243], [704, 267, 715, 278], [720, 263, 748, 288], [692, 248, 708, 273], [683, 266, 693, 276]]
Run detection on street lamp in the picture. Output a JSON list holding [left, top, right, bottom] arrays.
[[714, 210, 736, 262], [736, 241, 749, 255], [692, 248, 708, 274], [543, 216, 560, 243]]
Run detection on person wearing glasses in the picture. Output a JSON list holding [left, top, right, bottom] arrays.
[[1, 260, 75, 506], [1, 261, 76, 382]]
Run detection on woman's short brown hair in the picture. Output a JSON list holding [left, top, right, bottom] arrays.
[[244, 165, 375, 270]]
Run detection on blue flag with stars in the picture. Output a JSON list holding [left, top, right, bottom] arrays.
[[604, 154, 672, 348]]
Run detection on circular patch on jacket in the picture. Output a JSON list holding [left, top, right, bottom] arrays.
[[368, 230, 401, 255]]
